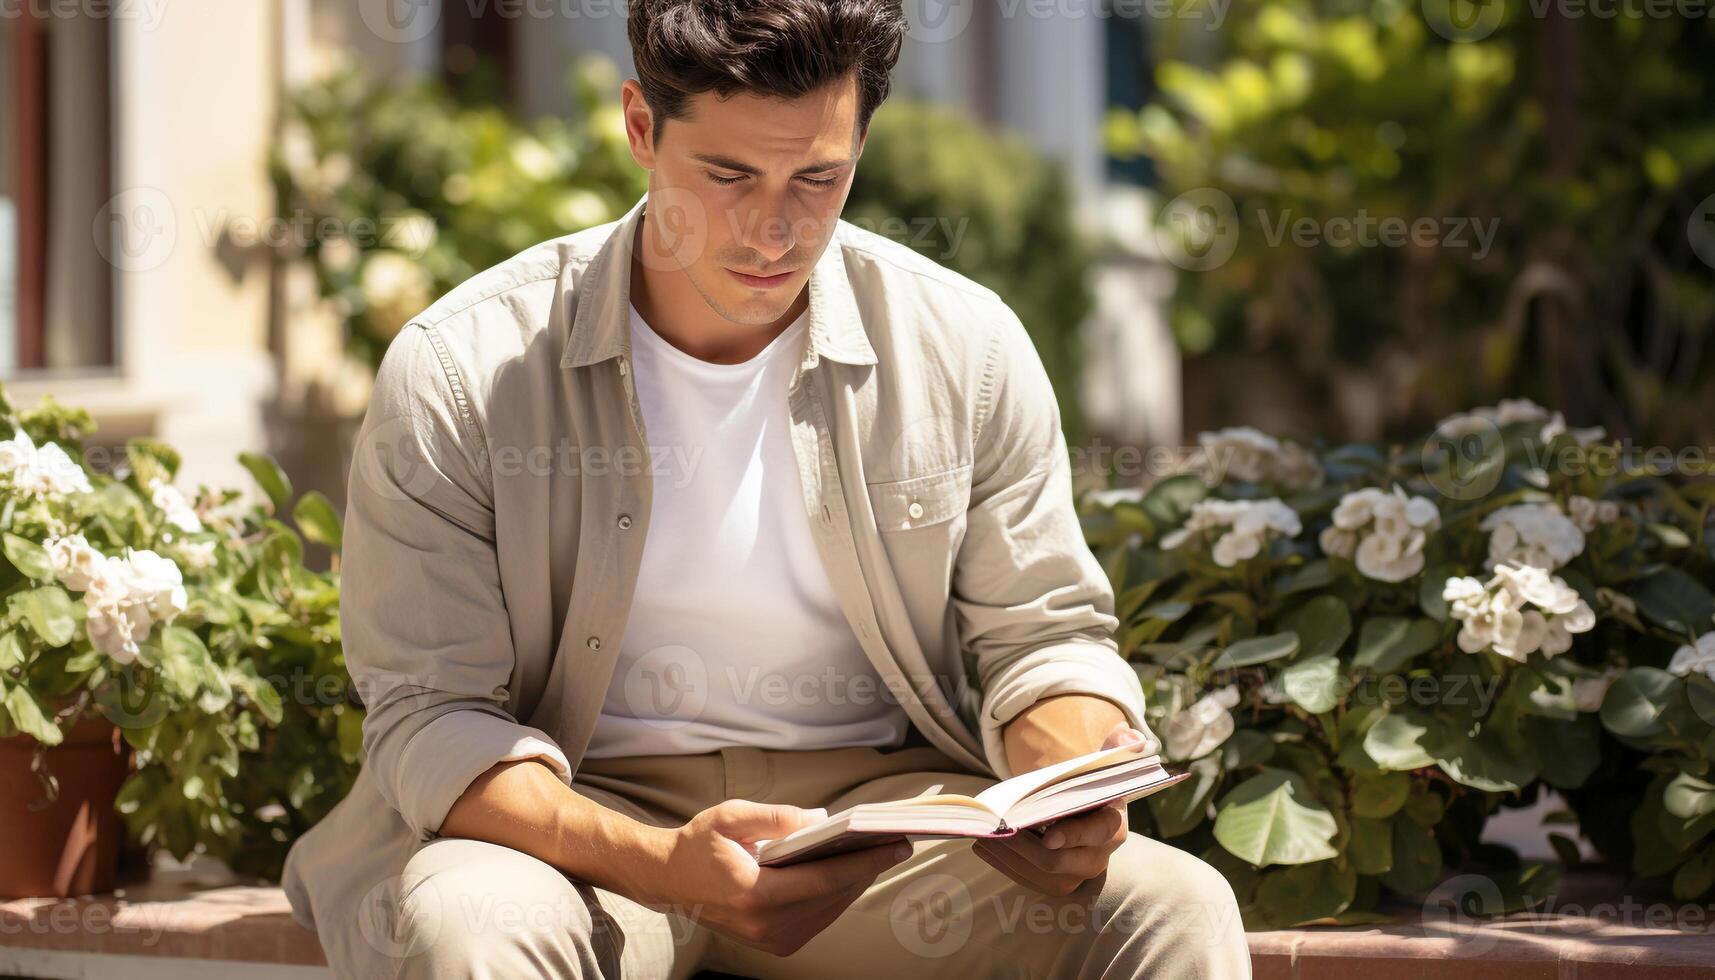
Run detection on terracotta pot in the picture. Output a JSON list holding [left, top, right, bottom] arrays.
[[0, 715, 132, 899]]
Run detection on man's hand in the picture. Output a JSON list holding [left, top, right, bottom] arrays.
[[978, 698, 1145, 896], [627, 799, 914, 957]]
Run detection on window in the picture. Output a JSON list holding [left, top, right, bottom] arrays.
[[1, 7, 116, 377]]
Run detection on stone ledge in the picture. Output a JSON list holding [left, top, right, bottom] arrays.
[[3, 859, 1712, 979]]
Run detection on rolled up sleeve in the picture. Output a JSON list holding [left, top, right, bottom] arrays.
[[955, 306, 1159, 780], [342, 323, 571, 841]]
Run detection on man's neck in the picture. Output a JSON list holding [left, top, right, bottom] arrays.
[[629, 215, 808, 365]]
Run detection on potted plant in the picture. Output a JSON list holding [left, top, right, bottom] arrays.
[[0, 385, 359, 896]]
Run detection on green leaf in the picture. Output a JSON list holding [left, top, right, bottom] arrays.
[[1665, 773, 1715, 821], [1349, 816, 1394, 874], [3, 533, 53, 581], [1214, 632, 1300, 669], [239, 452, 293, 514], [1282, 595, 1352, 660], [1214, 768, 1340, 867], [1548, 833, 1583, 867], [1352, 617, 1442, 674], [1521, 714, 1601, 790], [1253, 860, 1357, 926], [1401, 789, 1446, 827], [1632, 566, 1715, 637], [1351, 771, 1412, 819], [1419, 563, 1459, 622], [1220, 728, 1275, 770], [1363, 710, 1438, 771], [1281, 655, 1342, 714], [1143, 474, 1207, 530], [1381, 817, 1443, 894], [1601, 667, 1687, 739], [292, 490, 343, 551], [8, 585, 77, 648], [1673, 843, 1715, 901], [1275, 560, 1335, 596], [3, 686, 61, 745], [126, 437, 181, 488], [1148, 755, 1221, 838], [0, 632, 23, 672], [1429, 720, 1537, 793]]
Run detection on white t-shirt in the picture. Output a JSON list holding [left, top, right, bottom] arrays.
[[581, 306, 909, 758]]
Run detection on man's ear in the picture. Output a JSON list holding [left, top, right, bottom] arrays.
[[620, 79, 656, 170]]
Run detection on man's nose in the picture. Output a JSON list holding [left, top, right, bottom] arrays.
[[738, 200, 799, 264]]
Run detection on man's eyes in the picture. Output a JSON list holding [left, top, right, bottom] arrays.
[[704, 172, 840, 187]]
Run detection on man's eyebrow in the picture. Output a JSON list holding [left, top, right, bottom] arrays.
[[690, 153, 853, 176]]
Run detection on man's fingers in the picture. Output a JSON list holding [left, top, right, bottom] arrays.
[[972, 838, 1054, 893], [1041, 805, 1125, 850], [757, 839, 913, 905], [708, 800, 827, 842]]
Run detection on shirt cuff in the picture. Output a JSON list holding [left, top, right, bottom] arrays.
[[978, 642, 1159, 780], [392, 709, 572, 840]]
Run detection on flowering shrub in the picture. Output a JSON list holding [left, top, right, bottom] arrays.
[[0, 385, 359, 879], [1082, 400, 1715, 927]]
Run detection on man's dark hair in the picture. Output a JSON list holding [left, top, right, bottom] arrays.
[[628, 0, 907, 142]]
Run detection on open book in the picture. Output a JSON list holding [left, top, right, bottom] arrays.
[[755, 742, 1188, 867]]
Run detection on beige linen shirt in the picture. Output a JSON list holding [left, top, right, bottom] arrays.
[[282, 192, 1157, 964]]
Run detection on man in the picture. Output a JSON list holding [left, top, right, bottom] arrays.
[[282, 1, 1249, 976]]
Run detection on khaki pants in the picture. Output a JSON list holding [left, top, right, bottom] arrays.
[[383, 745, 1251, 979]]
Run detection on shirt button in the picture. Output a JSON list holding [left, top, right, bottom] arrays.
[[617, 513, 633, 530], [907, 500, 924, 520], [586, 636, 602, 651]]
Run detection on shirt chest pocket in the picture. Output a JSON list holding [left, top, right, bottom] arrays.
[[865, 464, 972, 532]]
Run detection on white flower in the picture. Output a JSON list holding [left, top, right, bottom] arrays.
[[0, 430, 92, 497], [1320, 486, 1441, 583], [1444, 562, 1596, 662], [45, 533, 106, 591], [1567, 495, 1622, 534], [77, 549, 187, 665], [1197, 427, 1322, 490], [1162, 498, 1302, 568], [122, 549, 188, 622], [1480, 503, 1585, 570], [1668, 632, 1715, 683], [1437, 398, 1605, 447], [150, 481, 204, 534]]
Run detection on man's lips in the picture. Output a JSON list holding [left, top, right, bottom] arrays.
[[727, 267, 797, 288]]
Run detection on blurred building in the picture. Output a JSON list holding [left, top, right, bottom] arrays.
[[0, 0, 1179, 502]]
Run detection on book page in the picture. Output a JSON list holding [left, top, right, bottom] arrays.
[[973, 742, 1155, 817]]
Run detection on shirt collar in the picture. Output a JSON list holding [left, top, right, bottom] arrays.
[[561, 192, 878, 370]]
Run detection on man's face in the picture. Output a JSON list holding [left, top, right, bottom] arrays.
[[622, 75, 864, 326]]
